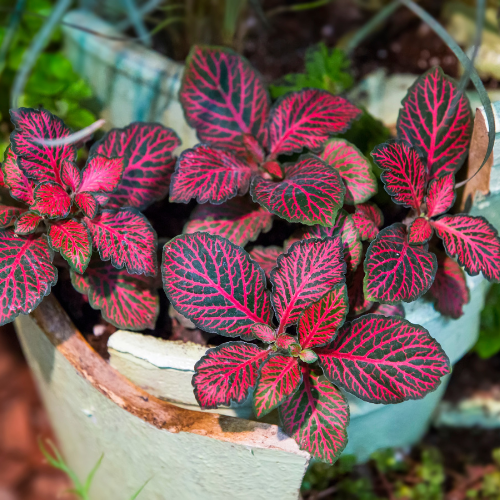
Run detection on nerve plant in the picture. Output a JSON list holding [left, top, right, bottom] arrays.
[[161, 47, 500, 464], [0, 107, 180, 329]]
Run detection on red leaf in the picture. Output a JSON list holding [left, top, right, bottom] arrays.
[[85, 208, 157, 276], [364, 223, 437, 303], [298, 285, 349, 349], [317, 314, 450, 403], [10, 108, 76, 184], [397, 67, 472, 180], [31, 182, 71, 219], [15, 212, 42, 235], [0, 231, 57, 325], [320, 138, 377, 204], [0, 205, 23, 228], [371, 141, 426, 211], [92, 122, 180, 209], [431, 214, 500, 282], [352, 203, 384, 241], [251, 323, 276, 343], [268, 89, 360, 158], [71, 260, 159, 330], [303, 210, 362, 273], [251, 155, 345, 226], [180, 45, 269, 152], [249, 245, 282, 279], [426, 175, 456, 218], [74, 192, 98, 219], [47, 219, 92, 273], [184, 197, 273, 247], [61, 159, 81, 192], [2, 146, 35, 205], [275, 334, 298, 350], [171, 145, 254, 204], [162, 232, 272, 339], [271, 237, 346, 330], [408, 217, 433, 245], [192, 342, 270, 409], [253, 355, 301, 417], [280, 366, 349, 463], [427, 252, 469, 319], [372, 303, 405, 318], [78, 155, 124, 194]]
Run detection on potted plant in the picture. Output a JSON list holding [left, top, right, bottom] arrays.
[[5, 44, 500, 498]]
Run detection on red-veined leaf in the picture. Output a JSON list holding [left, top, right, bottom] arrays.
[[171, 145, 254, 204], [352, 203, 384, 241], [364, 223, 437, 304], [162, 232, 272, 339], [31, 182, 71, 219], [320, 138, 376, 204], [84, 208, 157, 276], [92, 122, 180, 209], [271, 237, 346, 330], [74, 192, 98, 219], [251, 155, 344, 226], [279, 366, 349, 463], [61, 159, 80, 192], [0, 231, 57, 325], [298, 285, 348, 349], [184, 197, 273, 247], [15, 211, 42, 235], [268, 89, 360, 158], [397, 67, 473, 180], [253, 354, 301, 418], [431, 215, 500, 282], [0, 205, 23, 228], [276, 334, 297, 350], [47, 219, 91, 273], [71, 260, 159, 330], [427, 252, 469, 319], [317, 314, 450, 404], [251, 323, 276, 343], [347, 262, 371, 316], [9, 108, 76, 184], [78, 155, 124, 194], [372, 303, 405, 318], [180, 45, 269, 152], [425, 175, 455, 218], [371, 141, 426, 211], [192, 342, 270, 409], [2, 146, 34, 205], [303, 210, 362, 273], [408, 217, 433, 245], [249, 245, 281, 279]]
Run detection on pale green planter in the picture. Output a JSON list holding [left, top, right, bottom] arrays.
[[62, 10, 197, 149]]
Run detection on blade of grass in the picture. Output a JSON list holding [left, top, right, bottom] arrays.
[[266, 0, 333, 18], [10, 0, 72, 108], [345, 0, 400, 55], [128, 478, 152, 500], [120, 0, 152, 46], [0, 0, 27, 79], [83, 454, 104, 494]]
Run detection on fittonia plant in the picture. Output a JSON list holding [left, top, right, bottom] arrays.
[[2, 44, 499, 466], [161, 50, 500, 464], [0, 108, 179, 329], [171, 45, 376, 233], [162, 232, 450, 463]]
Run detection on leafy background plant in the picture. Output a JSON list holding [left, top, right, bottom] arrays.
[[0, 0, 96, 159]]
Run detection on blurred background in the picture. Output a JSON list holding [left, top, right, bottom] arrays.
[[1, 0, 500, 498]]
